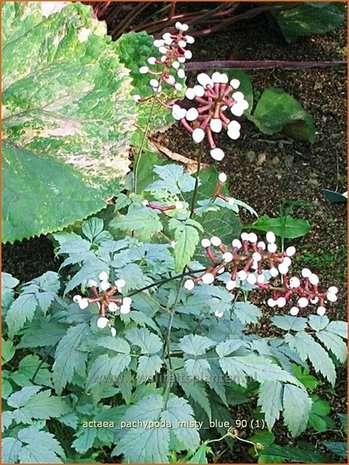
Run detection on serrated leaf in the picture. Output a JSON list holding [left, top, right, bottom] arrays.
[[326, 320, 347, 339], [184, 359, 211, 380], [96, 336, 130, 354], [53, 322, 90, 394], [2, 339, 15, 364], [7, 386, 42, 409], [162, 396, 200, 451], [308, 315, 329, 331], [261, 444, 330, 463], [179, 335, 215, 356], [170, 221, 200, 272], [5, 292, 38, 337], [2, 437, 22, 464], [316, 330, 347, 363], [233, 302, 262, 325], [125, 327, 162, 354], [12, 390, 68, 425], [137, 355, 163, 381], [323, 441, 347, 459], [288, 332, 336, 386], [177, 375, 212, 420], [111, 205, 163, 241], [72, 428, 97, 454], [283, 384, 312, 436], [258, 381, 283, 429], [271, 315, 308, 332], [17, 427, 65, 463], [188, 442, 212, 463], [2, 272, 19, 311], [147, 164, 195, 194], [87, 353, 131, 387]]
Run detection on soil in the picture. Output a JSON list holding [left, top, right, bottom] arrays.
[[2, 5, 347, 464]]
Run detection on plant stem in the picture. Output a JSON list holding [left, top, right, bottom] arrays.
[[133, 94, 157, 194], [187, 60, 347, 71], [190, 144, 203, 218]]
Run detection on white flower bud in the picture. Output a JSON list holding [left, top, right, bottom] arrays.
[[153, 39, 165, 47], [178, 40, 187, 48], [108, 302, 118, 312], [283, 257, 292, 267], [269, 267, 279, 278], [230, 79, 240, 89], [310, 296, 319, 304], [210, 236, 222, 246], [317, 306, 326, 316], [266, 231, 276, 243], [100, 280, 111, 291], [232, 239, 242, 249], [301, 268, 312, 278], [192, 127, 205, 143], [193, 85, 205, 97], [202, 273, 215, 284], [133, 95, 141, 102], [99, 271, 109, 281], [298, 297, 309, 308], [148, 57, 156, 65], [247, 273, 257, 285], [139, 66, 149, 74], [248, 232, 258, 243], [210, 118, 223, 133], [186, 107, 199, 121], [267, 298, 277, 308], [268, 243, 277, 253], [226, 280, 236, 290], [230, 103, 245, 117], [172, 61, 180, 69], [185, 87, 195, 100], [328, 286, 338, 295], [97, 317, 109, 329], [286, 246, 296, 257], [277, 296, 286, 308], [252, 252, 261, 262], [175, 201, 183, 209], [175, 83, 183, 91], [115, 279, 126, 289], [123, 297, 132, 306], [184, 50, 192, 59], [162, 32, 172, 44], [181, 23, 189, 31], [257, 241, 266, 250], [241, 232, 249, 241], [175, 21, 183, 30], [158, 46, 167, 54], [289, 277, 301, 289], [222, 252, 233, 263], [79, 298, 89, 309], [256, 274, 265, 284], [197, 73, 213, 88], [238, 270, 247, 281], [142, 199, 149, 206], [166, 75, 176, 85], [73, 295, 82, 303], [172, 104, 186, 120], [201, 238, 211, 248], [184, 279, 195, 290], [150, 78, 159, 88], [215, 310, 224, 318], [290, 307, 299, 316], [111, 327, 117, 337], [309, 274, 319, 285], [210, 148, 225, 161], [326, 292, 337, 303], [185, 35, 195, 44], [218, 173, 227, 183], [278, 263, 289, 275], [178, 57, 186, 63], [120, 305, 131, 315], [232, 91, 244, 102], [177, 68, 186, 79]]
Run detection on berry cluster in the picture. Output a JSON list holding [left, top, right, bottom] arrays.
[[184, 232, 337, 317], [172, 72, 249, 161], [137, 22, 194, 95], [73, 272, 132, 335]]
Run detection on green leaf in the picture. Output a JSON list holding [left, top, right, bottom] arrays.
[[316, 330, 347, 363], [252, 214, 311, 239], [177, 375, 212, 420], [326, 320, 347, 339], [179, 335, 215, 356], [323, 441, 347, 459], [271, 315, 308, 332], [188, 442, 212, 463], [2, 273, 19, 311], [72, 428, 97, 454], [7, 386, 42, 409], [170, 220, 200, 272], [261, 444, 330, 463], [146, 164, 195, 194], [111, 205, 163, 241], [87, 353, 131, 387], [17, 426, 65, 463], [184, 359, 211, 380], [5, 292, 38, 337], [287, 332, 336, 386], [53, 322, 90, 394], [161, 396, 200, 451], [271, 3, 346, 43], [233, 302, 262, 325], [2, 437, 22, 464], [2, 2, 137, 242], [137, 355, 163, 381], [292, 365, 318, 390], [258, 381, 283, 429], [249, 88, 315, 143], [283, 384, 312, 436], [2, 339, 15, 364], [125, 328, 162, 354]]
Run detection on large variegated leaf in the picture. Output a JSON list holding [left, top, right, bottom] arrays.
[[2, 2, 137, 242]]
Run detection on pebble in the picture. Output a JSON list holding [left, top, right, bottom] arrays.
[[257, 153, 267, 166], [271, 156, 280, 166], [285, 155, 294, 167], [246, 150, 256, 163]]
